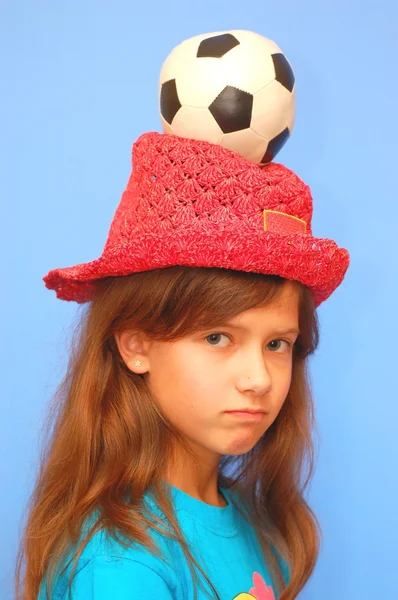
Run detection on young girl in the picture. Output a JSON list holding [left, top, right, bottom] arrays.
[[15, 124, 350, 598]]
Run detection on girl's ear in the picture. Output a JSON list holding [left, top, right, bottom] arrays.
[[114, 330, 150, 374]]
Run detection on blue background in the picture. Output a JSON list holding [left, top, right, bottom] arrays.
[[2, 1, 397, 598]]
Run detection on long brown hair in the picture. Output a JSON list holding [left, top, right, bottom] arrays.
[[15, 266, 321, 600]]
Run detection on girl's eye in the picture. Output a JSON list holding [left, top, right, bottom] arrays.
[[205, 333, 229, 347], [204, 333, 292, 352]]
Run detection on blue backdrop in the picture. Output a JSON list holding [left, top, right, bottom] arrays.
[[2, 1, 397, 598]]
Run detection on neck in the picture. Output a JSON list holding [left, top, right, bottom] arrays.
[[162, 442, 225, 507]]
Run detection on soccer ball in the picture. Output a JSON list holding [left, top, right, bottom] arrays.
[[159, 30, 296, 165]]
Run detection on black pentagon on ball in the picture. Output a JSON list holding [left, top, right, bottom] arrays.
[[261, 128, 290, 163], [209, 86, 253, 134], [197, 33, 240, 58], [160, 79, 182, 125], [272, 53, 295, 93]]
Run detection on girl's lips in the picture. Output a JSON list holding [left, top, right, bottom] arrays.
[[224, 411, 265, 421]]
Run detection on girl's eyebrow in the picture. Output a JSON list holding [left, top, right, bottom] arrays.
[[222, 323, 300, 335]]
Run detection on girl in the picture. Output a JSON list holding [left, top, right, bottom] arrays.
[[15, 130, 350, 600]]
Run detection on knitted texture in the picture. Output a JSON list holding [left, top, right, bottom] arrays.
[[43, 131, 350, 306]]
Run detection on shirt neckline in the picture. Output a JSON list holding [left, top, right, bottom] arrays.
[[146, 481, 238, 536]]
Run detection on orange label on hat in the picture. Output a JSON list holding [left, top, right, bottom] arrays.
[[263, 209, 307, 235]]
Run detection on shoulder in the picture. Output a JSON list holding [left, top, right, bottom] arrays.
[[67, 554, 177, 599], [78, 510, 180, 581], [38, 511, 181, 599], [38, 553, 177, 600]]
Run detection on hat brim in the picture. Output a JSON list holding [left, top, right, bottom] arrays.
[[43, 229, 350, 306]]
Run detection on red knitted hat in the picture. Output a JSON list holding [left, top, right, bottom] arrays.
[[43, 131, 350, 306]]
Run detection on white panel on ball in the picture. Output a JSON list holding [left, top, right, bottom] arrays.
[[221, 31, 282, 94], [285, 87, 296, 131], [171, 106, 222, 143], [228, 29, 281, 49], [176, 58, 227, 108], [159, 31, 226, 85], [160, 115, 173, 135], [219, 128, 268, 164], [251, 80, 294, 140], [159, 48, 191, 88]]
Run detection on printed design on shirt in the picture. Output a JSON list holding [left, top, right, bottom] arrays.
[[233, 571, 276, 600]]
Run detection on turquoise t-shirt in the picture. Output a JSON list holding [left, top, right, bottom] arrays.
[[38, 483, 290, 599]]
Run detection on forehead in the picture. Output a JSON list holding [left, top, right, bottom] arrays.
[[229, 281, 300, 325]]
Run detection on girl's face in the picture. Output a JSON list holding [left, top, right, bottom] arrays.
[[132, 281, 300, 462]]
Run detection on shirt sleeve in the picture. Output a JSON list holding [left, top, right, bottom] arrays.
[[69, 555, 176, 599]]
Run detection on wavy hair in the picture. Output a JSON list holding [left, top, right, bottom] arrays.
[[15, 266, 321, 600]]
